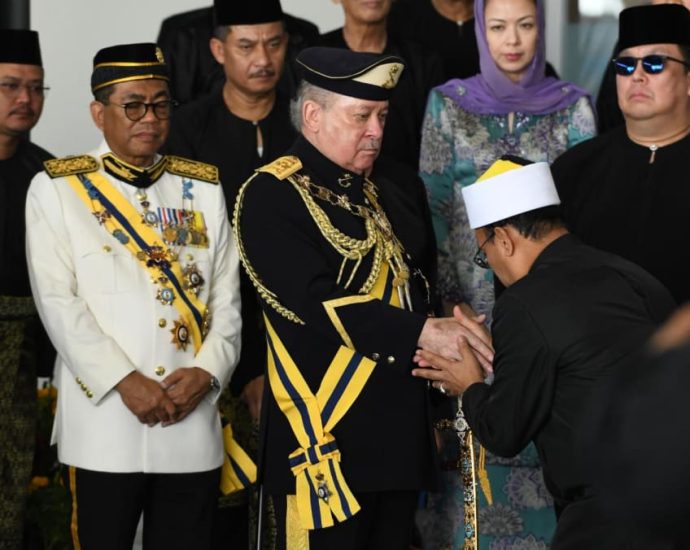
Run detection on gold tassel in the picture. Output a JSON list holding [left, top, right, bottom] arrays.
[[477, 444, 493, 506]]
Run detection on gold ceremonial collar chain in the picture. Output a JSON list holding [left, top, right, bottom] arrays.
[[291, 173, 413, 310]]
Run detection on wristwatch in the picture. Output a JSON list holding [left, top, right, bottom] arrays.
[[209, 375, 221, 392]]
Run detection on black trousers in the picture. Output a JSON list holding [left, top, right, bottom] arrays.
[[61, 465, 221, 550], [272, 490, 419, 550]]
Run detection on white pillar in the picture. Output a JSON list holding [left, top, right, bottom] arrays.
[[544, 0, 566, 76]]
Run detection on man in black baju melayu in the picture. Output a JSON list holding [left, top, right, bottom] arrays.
[[0, 28, 55, 548], [413, 156, 676, 549], [552, 4, 690, 305]]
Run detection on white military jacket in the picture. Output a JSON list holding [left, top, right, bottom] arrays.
[[26, 141, 242, 473]]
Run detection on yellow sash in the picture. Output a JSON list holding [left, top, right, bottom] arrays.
[[220, 422, 258, 494], [66, 172, 208, 352], [266, 262, 401, 530]]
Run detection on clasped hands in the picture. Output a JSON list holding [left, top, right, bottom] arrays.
[[116, 367, 212, 427], [413, 304, 493, 397]]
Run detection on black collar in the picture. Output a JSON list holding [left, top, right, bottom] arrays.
[[101, 152, 167, 188], [289, 135, 368, 203]]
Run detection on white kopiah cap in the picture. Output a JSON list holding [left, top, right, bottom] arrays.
[[461, 157, 561, 230]]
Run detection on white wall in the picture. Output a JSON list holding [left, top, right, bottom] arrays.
[[31, 0, 343, 156]]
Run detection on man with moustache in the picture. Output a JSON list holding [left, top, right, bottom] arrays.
[[157, 2, 318, 105], [25, 43, 242, 549], [165, 0, 294, 476], [319, 0, 444, 169], [0, 27, 55, 549], [553, 3, 690, 305], [234, 47, 493, 550]]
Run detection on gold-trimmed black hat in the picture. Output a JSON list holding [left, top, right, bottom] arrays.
[[618, 4, 690, 52], [91, 43, 168, 93], [214, 0, 284, 26], [296, 47, 404, 101], [0, 29, 42, 66]]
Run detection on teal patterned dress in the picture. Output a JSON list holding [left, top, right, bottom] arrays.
[[417, 85, 596, 550]]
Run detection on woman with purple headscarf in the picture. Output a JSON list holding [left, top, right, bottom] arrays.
[[417, 0, 595, 548]]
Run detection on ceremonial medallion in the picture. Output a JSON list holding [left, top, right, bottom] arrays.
[[143, 210, 159, 226], [315, 473, 330, 502], [170, 319, 190, 351], [162, 226, 179, 245], [144, 246, 171, 269], [182, 263, 205, 295], [156, 287, 175, 306]]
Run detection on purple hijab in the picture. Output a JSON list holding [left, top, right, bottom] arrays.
[[438, 0, 590, 115]]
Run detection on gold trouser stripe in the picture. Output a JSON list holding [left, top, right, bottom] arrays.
[[68, 466, 82, 550], [286, 495, 310, 550]]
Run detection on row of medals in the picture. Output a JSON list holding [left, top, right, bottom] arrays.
[[136, 187, 204, 351]]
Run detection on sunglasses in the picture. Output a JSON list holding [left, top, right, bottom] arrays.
[[612, 54, 690, 76]]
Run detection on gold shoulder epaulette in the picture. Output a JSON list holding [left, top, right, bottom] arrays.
[[43, 155, 99, 178], [257, 155, 302, 180], [166, 155, 219, 184]]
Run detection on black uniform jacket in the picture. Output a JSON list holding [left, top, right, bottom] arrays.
[[552, 127, 690, 304], [462, 235, 674, 547], [165, 91, 296, 394], [156, 7, 320, 104], [236, 136, 439, 494], [318, 30, 445, 170]]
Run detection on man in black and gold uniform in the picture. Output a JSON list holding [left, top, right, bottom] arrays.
[[234, 47, 492, 550], [0, 28, 55, 548]]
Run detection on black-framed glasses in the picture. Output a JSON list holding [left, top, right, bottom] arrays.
[[473, 230, 495, 269], [0, 81, 50, 99], [612, 54, 690, 76], [111, 100, 177, 121]]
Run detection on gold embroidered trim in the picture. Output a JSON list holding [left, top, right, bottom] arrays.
[[233, 173, 305, 325], [44, 155, 99, 178], [257, 155, 302, 180], [166, 155, 219, 184]]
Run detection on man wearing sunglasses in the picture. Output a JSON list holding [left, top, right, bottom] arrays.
[[553, 3, 690, 306], [413, 155, 675, 548], [0, 27, 56, 550], [24, 43, 243, 549]]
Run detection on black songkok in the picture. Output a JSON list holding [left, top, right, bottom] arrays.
[[296, 47, 405, 101], [91, 43, 168, 93], [214, 0, 284, 26], [618, 4, 690, 52], [0, 29, 42, 66]]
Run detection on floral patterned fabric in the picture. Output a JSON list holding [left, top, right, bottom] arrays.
[[417, 87, 596, 549]]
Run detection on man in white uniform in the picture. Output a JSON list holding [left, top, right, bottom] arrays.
[[25, 43, 242, 549]]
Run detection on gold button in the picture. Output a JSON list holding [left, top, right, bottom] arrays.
[[186, 254, 194, 261], [76, 377, 82, 384], [158, 319, 167, 328], [371, 353, 380, 361], [386, 356, 396, 365], [86, 391, 94, 399], [155, 366, 166, 376], [103, 245, 111, 253]]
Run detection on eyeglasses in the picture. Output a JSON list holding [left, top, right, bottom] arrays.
[[109, 100, 176, 122], [611, 54, 690, 76], [0, 81, 50, 99], [473, 230, 495, 269]]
